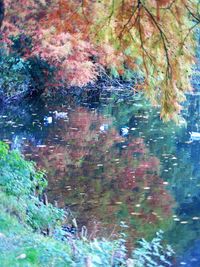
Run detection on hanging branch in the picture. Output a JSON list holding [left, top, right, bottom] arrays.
[[118, 3, 138, 39], [140, 2, 172, 82], [81, 0, 90, 24], [184, 3, 200, 23]]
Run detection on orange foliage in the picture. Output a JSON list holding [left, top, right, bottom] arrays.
[[1, 0, 199, 117], [1, 0, 100, 86]]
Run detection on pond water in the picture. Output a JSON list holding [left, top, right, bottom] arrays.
[[1, 85, 200, 266]]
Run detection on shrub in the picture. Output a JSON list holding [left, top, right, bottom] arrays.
[[132, 230, 175, 267], [0, 49, 31, 101]]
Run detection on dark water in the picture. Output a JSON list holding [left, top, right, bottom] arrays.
[[1, 87, 200, 266]]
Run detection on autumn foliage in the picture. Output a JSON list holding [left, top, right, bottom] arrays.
[[0, 0, 199, 118]]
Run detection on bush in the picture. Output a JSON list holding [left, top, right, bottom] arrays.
[[0, 49, 31, 101], [0, 36, 55, 102], [132, 230, 174, 267]]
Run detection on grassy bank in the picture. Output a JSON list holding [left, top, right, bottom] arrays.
[[0, 141, 174, 267]]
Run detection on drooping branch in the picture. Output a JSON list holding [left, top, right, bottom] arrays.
[[118, 3, 138, 39], [184, 3, 200, 23], [137, 4, 150, 77], [81, 0, 90, 25], [108, 0, 115, 23], [140, 2, 172, 81]]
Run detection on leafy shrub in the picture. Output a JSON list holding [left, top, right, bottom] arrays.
[[27, 56, 56, 95], [0, 141, 64, 230], [0, 49, 31, 101], [11, 35, 56, 94], [0, 40, 55, 102], [132, 230, 175, 267]]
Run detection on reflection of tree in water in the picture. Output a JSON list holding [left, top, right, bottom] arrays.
[[26, 106, 174, 242]]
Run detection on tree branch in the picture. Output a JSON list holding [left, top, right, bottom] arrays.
[[141, 3, 172, 81]]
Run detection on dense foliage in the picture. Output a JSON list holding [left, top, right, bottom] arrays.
[[0, 49, 30, 101], [0, 0, 199, 118]]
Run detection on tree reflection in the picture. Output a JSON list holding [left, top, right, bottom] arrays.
[[26, 106, 174, 242]]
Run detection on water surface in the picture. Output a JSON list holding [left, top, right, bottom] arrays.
[[1, 89, 200, 266]]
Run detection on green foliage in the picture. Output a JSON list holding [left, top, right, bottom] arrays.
[[132, 230, 174, 267], [0, 141, 64, 231], [122, 68, 142, 83], [109, 66, 120, 79], [11, 34, 33, 57], [0, 41, 55, 102], [27, 56, 56, 95], [0, 49, 31, 100], [11, 34, 56, 94], [0, 145, 36, 197]]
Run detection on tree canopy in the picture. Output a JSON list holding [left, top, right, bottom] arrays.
[[0, 0, 199, 119]]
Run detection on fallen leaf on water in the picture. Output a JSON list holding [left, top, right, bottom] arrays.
[[0, 233, 6, 238], [192, 217, 199, 220], [16, 254, 26, 260], [131, 212, 141, 216]]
